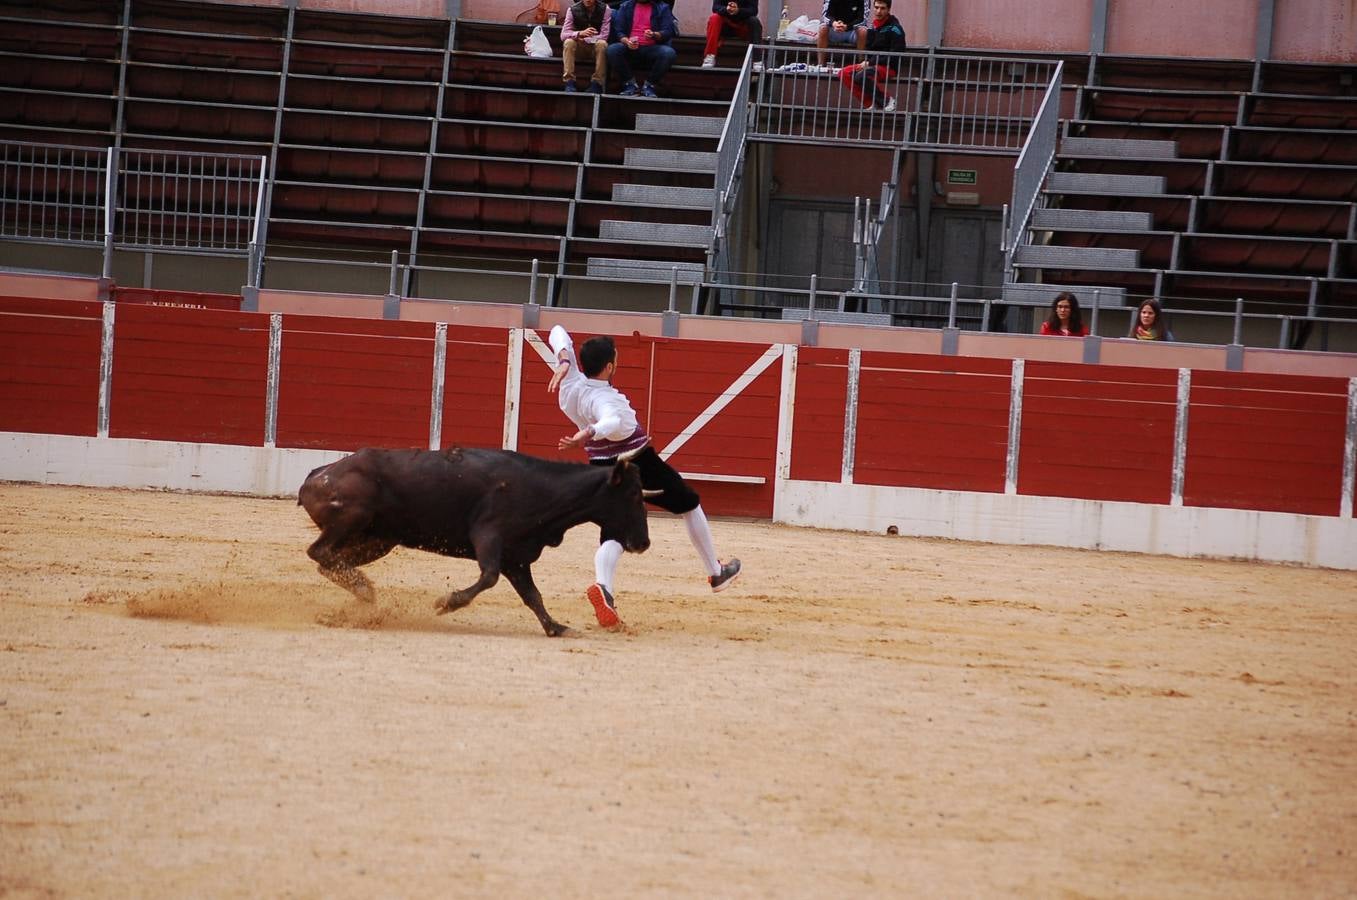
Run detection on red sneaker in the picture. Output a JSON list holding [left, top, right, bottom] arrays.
[[586, 583, 621, 629]]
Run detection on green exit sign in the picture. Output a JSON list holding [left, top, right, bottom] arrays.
[[947, 169, 978, 185]]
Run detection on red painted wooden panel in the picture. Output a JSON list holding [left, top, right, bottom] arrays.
[[109, 304, 269, 445], [1019, 362, 1178, 504], [0, 297, 103, 437], [112, 287, 242, 311], [649, 339, 780, 518], [438, 324, 511, 450], [516, 330, 653, 462], [1184, 370, 1348, 515], [855, 352, 1011, 493], [790, 347, 849, 483], [275, 314, 435, 451]]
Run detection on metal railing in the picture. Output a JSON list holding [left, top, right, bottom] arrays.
[[750, 45, 1061, 154], [1002, 60, 1063, 283], [0, 143, 107, 245], [706, 44, 756, 313]]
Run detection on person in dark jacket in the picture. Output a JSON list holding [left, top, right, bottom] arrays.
[[837, 0, 905, 110], [816, 0, 866, 67], [606, 0, 677, 97], [700, 0, 761, 67], [560, 0, 612, 92]]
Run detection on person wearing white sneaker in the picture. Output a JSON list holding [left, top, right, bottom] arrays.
[[547, 326, 741, 627], [702, 0, 762, 70], [837, 0, 905, 111]]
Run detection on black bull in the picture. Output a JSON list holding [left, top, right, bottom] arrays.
[[297, 447, 651, 635]]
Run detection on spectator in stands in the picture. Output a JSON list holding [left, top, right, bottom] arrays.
[[1040, 291, 1089, 336], [816, 0, 866, 67], [1127, 298, 1174, 341], [701, 0, 761, 68], [606, 0, 678, 97], [561, 0, 612, 92], [837, 0, 905, 111]]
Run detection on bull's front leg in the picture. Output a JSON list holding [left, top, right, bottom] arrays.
[[502, 563, 567, 637], [434, 530, 503, 616]]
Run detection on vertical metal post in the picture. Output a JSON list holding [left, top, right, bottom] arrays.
[[388, 250, 400, 296], [1004, 358, 1024, 495], [96, 301, 115, 438], [101, 147, 116, 280], [1279, 316, 1291, 350], [1341, 377, 1356, 519], [1232, 297, 1244, 345], [528, 258, 540, 306], [264, 313, 282, 448], [1090, 288, 1101, 334], [502, 328, 524, 451], [947, 281, 958, 328], [1171, 367, 1191, 506], [668, 267, 679, 311], [807, 273, 818, 314], [429, 322, 448, 450], [841, 347, 861, 484]]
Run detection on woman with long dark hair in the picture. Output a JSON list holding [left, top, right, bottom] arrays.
[[1039, 291, 1088, 336], [1128, 298, 1174, 341]]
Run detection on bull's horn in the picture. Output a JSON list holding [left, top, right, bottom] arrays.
[[641, 488, 665, 498]]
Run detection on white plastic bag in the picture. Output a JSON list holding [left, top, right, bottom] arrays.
[[523, 25, 553, 58], [781, 14, 818, 42]]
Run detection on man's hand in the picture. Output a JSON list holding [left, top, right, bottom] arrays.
[[726, 1, 738, 14], [548, 360, 569, 393], [557, 427, 592, 450], [644, 28, 658, 39], [623, 36, 639, 48], [833, 18, 846, 30], [580, 25, 597, 36]]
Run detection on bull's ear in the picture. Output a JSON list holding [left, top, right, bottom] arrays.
[[610, 459, 628, 486]]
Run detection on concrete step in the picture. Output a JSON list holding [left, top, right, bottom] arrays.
[[1031, 207, 1156, 232], [586, 257, 705, 283], [634, 112, 725, 137], [1047, 171, 1166, 195], [1014, 244, 1142, 269], [1002, 282, 1129, 308], [599, 219, 713, 246], [612, 182, 714, 208], [1060, 135, 1178, 159], [623, 147, 718, 172]]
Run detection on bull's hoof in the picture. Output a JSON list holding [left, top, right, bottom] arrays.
[[543, 621, 570, 637]]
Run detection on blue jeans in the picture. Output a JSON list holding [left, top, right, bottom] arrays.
[[605, 42, 677, 87]]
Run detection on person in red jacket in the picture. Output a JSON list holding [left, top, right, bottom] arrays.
[[1039, 291, 1089, 336]]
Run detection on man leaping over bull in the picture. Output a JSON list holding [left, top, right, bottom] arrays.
[[548, 325, 741, 629]]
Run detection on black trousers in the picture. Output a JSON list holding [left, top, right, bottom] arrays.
[[591, 445, 700, 515]]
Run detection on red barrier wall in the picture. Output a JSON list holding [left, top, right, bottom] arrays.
[[1185, 371, 1349, 516], [1019, 362, 1178, 504], [109, 304, 270, 445], [276, 315, 436, 451], [0, 297, 103, 437], [855, 352, 1013, 494], [439, 324, 514, 451], [647, 337, 780, 518], [790, 347, 850, 483]]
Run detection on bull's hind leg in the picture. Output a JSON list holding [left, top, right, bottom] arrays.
[[503, 564, 567, 637], [307, 534, 396, 603]]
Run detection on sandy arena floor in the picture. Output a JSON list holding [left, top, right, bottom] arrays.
[[1, 482, 1355, 898]]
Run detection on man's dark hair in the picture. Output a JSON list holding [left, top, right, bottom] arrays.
[[579, 335, 617, 377]]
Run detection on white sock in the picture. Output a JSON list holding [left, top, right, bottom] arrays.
[[594, 539, 623, 591], [683, 506, 722, 578]]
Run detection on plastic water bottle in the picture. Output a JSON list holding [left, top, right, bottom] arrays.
[[779, 5, 790, 38]]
